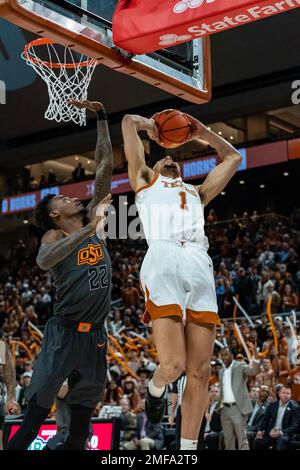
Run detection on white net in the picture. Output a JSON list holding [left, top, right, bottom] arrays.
[[22, 39, 97, 126]]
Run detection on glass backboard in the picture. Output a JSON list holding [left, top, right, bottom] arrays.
[[0, 0, 211, 103]]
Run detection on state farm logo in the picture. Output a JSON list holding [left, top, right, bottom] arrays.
[[159, 33, 192, 46], [173, 0, 216, 14]]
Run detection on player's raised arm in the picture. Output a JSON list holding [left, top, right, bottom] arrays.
[[187, 115, 242, 206], [36, 194, 112, 270], [121, 114, 157, 192], [69, 100, 113, 213]]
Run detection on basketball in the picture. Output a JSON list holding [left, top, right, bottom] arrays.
[[154, 109, 192, 149]]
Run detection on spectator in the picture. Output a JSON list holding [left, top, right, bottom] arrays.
[[122, 279, 139, 309], [276, 264, 294, 296], [218, 348, 260, 450], [284, 325, 298, 367], [119, 397, 137, 448], [253, 385, 299, 450], [248, 328, 263, 355], [47, 169, 57, 186], [15, 375, 24, 403], [223, 279, 235, 318], [127, 350, 142, 374], [247, 385, 269, 449], [209, 361, 221, 387], [110, 309, 123, 332], [255, 359, 276, 396], [262, 281, 281, 314], [278, 242, 290, 264], [259, 249, 275, 269], [202, 385, 222, 450], [287, 355, 300, 405], [123, 399, 164, 450], [233, 268, 254, 314], [72, 163, 86, 182], [216, 278, 226, 316], [136, 369, 151, 399], [17, 372, 32, 413], [38, 175, 47, 189], [256, 314, 269, 344], [103, 380, 123, 405], [122, 376, 141, 410], [281, 285, 299, 312], [207, 209, 218, 223]]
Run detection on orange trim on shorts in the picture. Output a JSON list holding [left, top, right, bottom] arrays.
[[135, 172, 159, 195], [186, 309, 221, 327], [141, 285, 182, 325], [146, 298, 182, 322]]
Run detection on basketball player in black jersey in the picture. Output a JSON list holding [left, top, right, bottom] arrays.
[[7, 100, 113, 450]]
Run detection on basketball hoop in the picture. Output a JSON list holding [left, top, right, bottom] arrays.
[[22, 38, 98, 126]]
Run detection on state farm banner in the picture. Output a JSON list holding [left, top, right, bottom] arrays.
[[113, 0, 300, 54]]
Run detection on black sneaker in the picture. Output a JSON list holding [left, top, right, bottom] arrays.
[[145, 386, 166, 425]]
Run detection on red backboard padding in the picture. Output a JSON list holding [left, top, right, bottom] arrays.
[[113, 0, 300, 54]]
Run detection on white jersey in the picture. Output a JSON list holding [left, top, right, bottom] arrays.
[[136, 173, 208, 247]]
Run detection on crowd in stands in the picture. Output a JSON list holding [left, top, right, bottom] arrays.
[[6, 163, 91, 196], [0, 208, 300, 450]]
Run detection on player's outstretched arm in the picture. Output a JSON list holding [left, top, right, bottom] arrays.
[[69, 100, 113, 213], [36, 194, 112, 270], [121, 114, 156, 192], [186, 115, 242, 206]]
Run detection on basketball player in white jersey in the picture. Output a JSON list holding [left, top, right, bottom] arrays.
[[122, 111, 242, 450]]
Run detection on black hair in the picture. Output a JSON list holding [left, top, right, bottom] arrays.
[[34, 194, 56, 231]]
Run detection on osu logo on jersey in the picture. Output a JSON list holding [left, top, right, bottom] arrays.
[[77, 244, 104, 266]]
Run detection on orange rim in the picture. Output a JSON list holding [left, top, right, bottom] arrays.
[[23, 37, 97, 69]]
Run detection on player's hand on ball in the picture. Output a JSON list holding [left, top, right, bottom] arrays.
[[184, 114, 208, 141], [147, 116, 161, 144], [68, 99, 104, 112], [90, 193, 113, 232]]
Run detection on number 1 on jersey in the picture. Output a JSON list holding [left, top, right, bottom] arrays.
[[179, 191, 188, 209]]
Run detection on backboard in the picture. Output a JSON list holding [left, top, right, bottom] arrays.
[[0, 0, 211, 103]]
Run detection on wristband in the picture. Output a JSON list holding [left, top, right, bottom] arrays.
[[97, 109, 107, 121]]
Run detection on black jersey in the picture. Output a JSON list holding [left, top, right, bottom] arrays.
[[50, 235, 111, 324]]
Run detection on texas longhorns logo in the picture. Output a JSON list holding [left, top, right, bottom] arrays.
[[173, 0, 216, 14]]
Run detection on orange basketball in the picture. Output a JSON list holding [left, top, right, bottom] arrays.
[[155, 109, 192, 149]]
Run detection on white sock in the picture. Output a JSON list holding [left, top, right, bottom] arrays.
[[148, 378, 165, 398], [180, 438, 198, 450]]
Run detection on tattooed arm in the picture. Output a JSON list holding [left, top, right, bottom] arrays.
[[69, 100, 113, 215], [36, 194, 112, 270], [3, 343, 19, 414]]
